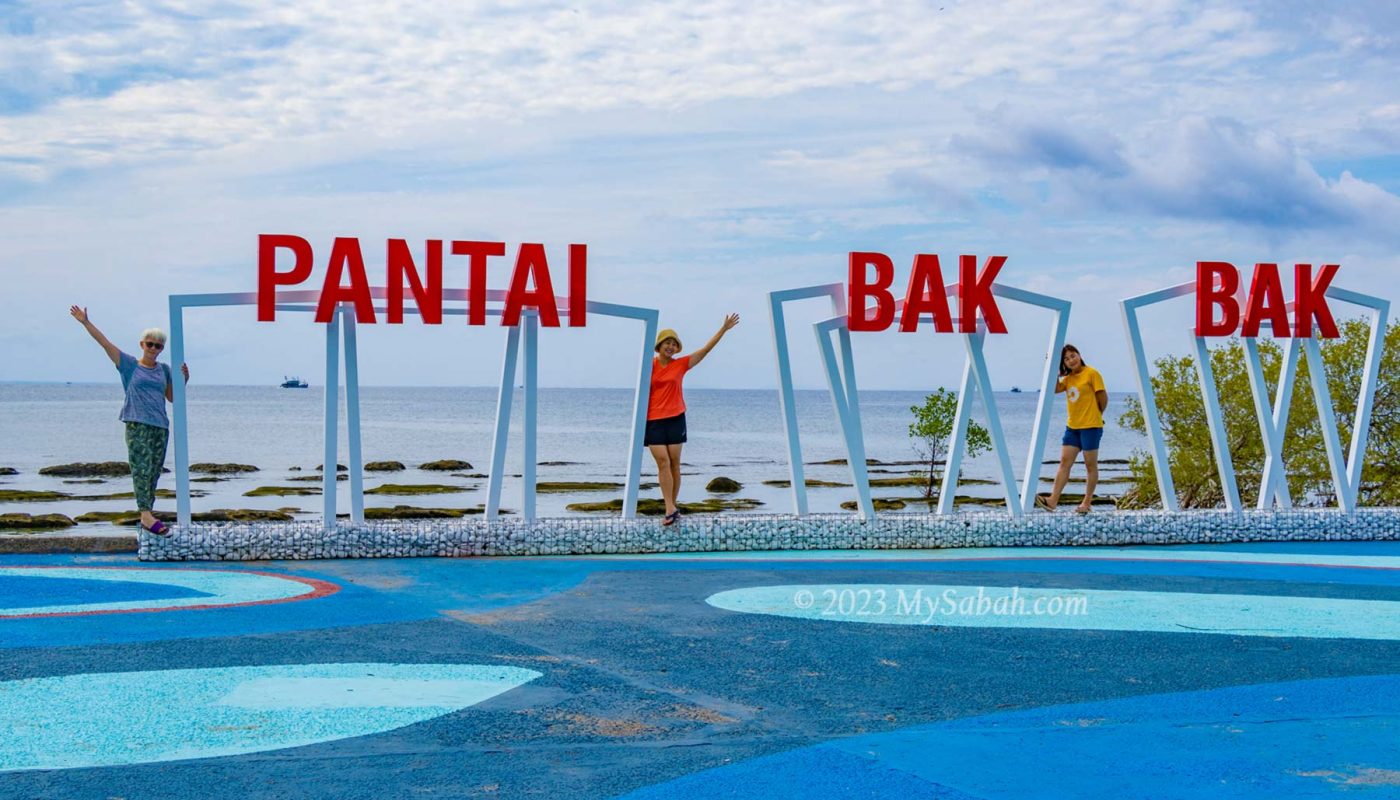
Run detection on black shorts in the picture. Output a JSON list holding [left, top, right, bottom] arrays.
[[645, 412, 687, 446]]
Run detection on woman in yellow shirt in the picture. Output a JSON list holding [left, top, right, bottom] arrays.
[[1039, 344, 1108, 514]]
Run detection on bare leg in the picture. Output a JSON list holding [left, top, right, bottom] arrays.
[[1047, 445, 1081, 510], [1078, 449, 1099, 512], [648, 445, 677, 516], [666, 444, 683, 509]]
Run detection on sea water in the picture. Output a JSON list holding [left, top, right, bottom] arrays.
[[0, 383, 1144, 526]]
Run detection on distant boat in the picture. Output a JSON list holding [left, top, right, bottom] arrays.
[[280, 376, 309, 389], [1010, 386, 1022, 393]]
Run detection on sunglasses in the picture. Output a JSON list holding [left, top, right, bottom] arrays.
[[142, 341, 164, 351]]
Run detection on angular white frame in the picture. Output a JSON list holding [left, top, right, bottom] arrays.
[[768, 283, 849, 516], [771, 281, 1070, 519], [1121, 281, 1388, 514], [169, 288, 658, 530], [1252, 287, 1389, 512], [939, 284, 1070, 517]]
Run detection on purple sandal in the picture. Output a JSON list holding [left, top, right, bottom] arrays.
[[143, 520, 171, 536]]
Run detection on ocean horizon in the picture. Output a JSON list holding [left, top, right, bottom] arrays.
[[1, 382, 1145, 527]]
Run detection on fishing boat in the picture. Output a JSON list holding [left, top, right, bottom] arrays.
[[280, 376, 309, 389], [1010, 386, 1022, 393]]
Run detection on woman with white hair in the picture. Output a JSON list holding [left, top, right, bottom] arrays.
[[71, 306, 189, 535]]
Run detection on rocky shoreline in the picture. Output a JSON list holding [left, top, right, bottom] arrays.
[[0, 457, 1132, 534], [138, 507, 1400, 562]]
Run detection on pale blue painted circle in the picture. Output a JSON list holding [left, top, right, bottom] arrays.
[[0, 663, 542, 771], [707, 584, 1400, 640], [0, 567, 319, 617]]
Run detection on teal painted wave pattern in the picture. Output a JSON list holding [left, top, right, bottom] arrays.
[[708, 583, 1400, 639], [0, 663, 541, 771]]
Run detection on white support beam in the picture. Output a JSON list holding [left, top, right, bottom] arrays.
[[343, 310, 364, 526], [767, 284, 846, 516], [169, 298, 191, 527], [522, 311, 539, 522], [1192, 335, 1241, 512], [486, 325, 522, 521], [322, 306, 340, 531]]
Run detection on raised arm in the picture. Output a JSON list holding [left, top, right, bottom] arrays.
[[686, 313, 740, 370], [70, 306, 121, 367]]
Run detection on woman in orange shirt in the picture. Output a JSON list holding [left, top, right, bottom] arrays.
[[647, 314, 740, 525]]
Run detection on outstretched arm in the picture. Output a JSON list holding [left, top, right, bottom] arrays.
[[70, 306, 121, 367], [686, 313, 740, 370]]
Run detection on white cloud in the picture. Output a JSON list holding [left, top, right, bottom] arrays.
[[4, 1, 1400, 389], [1, 0, 1281, 178], [1002, 116, 1400, 235]]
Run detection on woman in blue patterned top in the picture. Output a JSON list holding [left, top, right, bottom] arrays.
[[71, 306, 190, 535]]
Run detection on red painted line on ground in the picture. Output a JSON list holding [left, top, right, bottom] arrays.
[[0, 566, 340, 619]]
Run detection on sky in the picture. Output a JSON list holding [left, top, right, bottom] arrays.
[[3, 0, 1399, 391]]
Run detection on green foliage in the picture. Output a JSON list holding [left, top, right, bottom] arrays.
[[1118, 318, 1400, 508], [908, 388, 992, 499]]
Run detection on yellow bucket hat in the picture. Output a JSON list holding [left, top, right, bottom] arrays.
[[655, 328, 682, 352]]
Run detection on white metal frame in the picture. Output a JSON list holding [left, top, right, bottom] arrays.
[[768, 284, 848, 516], [169, 288, 658, 530], [770, 281, 1070, 519], [1121, 281, 1388, 513], [938, 284, 1070, 517], [482, 298, 660, 522]]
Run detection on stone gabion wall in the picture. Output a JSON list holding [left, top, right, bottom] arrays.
[[138, 508, 1400, 561]]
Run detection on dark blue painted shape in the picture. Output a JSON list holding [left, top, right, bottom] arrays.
[[619, 674, 1400, 800], [0, 575, 209, 609], [618, 743, 986, 800]]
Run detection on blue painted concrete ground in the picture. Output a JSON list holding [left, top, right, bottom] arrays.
[[2, 541, 1399, 798], [620, 675, 1400, 799]]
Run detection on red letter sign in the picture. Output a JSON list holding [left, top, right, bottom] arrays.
[[899, 254, 953, 332], [314, 238, 376, 323], [386, 239, 443, 324], [1194, 261, 1240, 336], [450, 241, 506, 325], [257, 234, 314, 321], [568, 243, 587, 327], [957, 255, 1007, 334], [501, 243, 561, 327], [848, 252, 895, 331], [1241, 263, 1289, 337], [1293, 263, 1340, 338]]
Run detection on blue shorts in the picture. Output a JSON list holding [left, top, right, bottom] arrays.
[[1062, 426, 1103, 452]]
